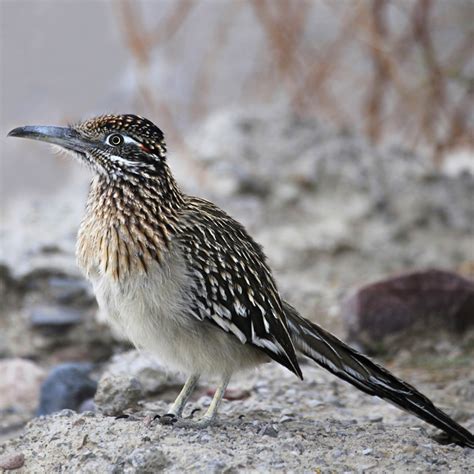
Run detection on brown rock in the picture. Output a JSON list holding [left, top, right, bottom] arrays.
[[0, 453, 25, 470], [341, 269, 474, 353], [0, 359, 46, 412]]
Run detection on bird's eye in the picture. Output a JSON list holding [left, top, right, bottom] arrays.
[[107, 133, 124, 146]]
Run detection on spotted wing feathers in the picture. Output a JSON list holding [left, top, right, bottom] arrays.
[[179, 197, 302, 379]]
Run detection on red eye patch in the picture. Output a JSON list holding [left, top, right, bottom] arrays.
[[139, 144, 152, 153]]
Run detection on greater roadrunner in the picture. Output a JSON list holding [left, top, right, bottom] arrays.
[[8, 115, 474, 448]]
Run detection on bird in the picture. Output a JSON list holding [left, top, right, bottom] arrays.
[[8, 114, 474, 448]]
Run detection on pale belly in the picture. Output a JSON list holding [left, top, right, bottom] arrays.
[[87, 256, 267, 377]]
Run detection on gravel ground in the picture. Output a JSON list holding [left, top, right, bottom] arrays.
[[1, 362, 473, 473], [1, 109, 473, 472]]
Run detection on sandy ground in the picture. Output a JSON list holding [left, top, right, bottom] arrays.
[[1, 362, 473, 473]]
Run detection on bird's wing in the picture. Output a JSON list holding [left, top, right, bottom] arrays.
[[178, 197, 302, 379]]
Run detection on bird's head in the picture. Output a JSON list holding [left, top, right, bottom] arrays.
[[8, 114, 167, 180]]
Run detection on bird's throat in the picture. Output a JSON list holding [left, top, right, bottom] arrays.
[[77, 174, 182, 280]]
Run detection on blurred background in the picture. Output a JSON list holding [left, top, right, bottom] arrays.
[[2, 0, 473, 201], [0, 0, 473, 454]]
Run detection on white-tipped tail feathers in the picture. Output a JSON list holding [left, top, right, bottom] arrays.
[[284, 301, 474, 449]]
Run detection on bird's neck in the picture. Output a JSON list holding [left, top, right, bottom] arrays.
[[77, 165, 184, 279], [94, 160, 184, 216]]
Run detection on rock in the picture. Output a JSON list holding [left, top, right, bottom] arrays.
[[118, 447, 168, 473], [20, 270, 95, 310], [0, 265, 20, 312], [104, 350, 183, 394], [341, 269, 474, 353], [0, 364, 472, 472], [0, 452, 25, 470], [188, 108, 431, 200], [0, 359, 46, 412], [369, 415, 384, 423], [258, 423, 278, 437], [46, 275, 91, 305], [37, 363, 97, 416], [78, 398, 96, 413], [94, 374, 144, 416], [0, 260, 116, 364], [30, 306, 83, 331]]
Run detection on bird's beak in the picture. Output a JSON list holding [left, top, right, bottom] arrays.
[[7, 125, 89, 154]]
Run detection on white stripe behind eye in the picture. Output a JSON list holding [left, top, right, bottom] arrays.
[[105, 134, 142, 147], [109, 155, 140, 166], [122, 135, 141, 146]]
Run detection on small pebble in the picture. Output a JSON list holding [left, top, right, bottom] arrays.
[[259, 423, 278, 438], [122, 447, 168, 471], [0, 453, 25, 470], [369, 415, 383, 422], [332, 449, 344, 458], [307, 400, 323, 408], [196, 396, 212, 407]]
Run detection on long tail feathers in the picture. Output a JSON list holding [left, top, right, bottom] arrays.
[[283, 301, 474, 448]]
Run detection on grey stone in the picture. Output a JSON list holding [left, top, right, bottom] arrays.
[[30, 306, 83, 329], [120, 447, 168, 473], [258, 423, 278, 438], [78, 398, 96, 413], [104, 350, 183, 395], [368, 415, 383, 423], [37, 363, 97, 415], [47, 276, 91, 305], [94, 374, 144, 416]]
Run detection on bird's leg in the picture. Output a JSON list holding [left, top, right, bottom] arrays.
[[159, 374, 200, 424], [167, 373, 231, 429], [191, 373, 231, 428], [169, 373, 200, 417], [159, 373, 231, 428]]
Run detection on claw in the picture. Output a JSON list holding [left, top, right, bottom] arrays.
[[170, 415, 215, 429], [159, 413, 178, 425], [114, 414, 130, 420]]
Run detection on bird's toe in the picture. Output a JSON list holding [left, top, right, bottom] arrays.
[[157, 413, 179, 425]]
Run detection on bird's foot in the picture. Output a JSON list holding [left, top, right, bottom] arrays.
[[171, 415, 215, 429], [155, 411, 215, 429], [156, 413, 179, 425]]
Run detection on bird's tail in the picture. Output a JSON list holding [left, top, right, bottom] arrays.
[[283, 301, 474, 448]]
